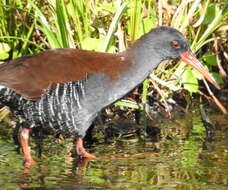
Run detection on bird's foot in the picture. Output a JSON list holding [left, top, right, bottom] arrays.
[[24, 158, 36, 168], [76, 146, 96, 159], [75, 138, 96, 159], [23, 158, 37, 174]]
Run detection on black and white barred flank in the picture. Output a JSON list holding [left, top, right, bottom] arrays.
[[0, 81, 90, 137]]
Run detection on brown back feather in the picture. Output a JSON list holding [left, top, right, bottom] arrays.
[[0, 48, 132, 100]]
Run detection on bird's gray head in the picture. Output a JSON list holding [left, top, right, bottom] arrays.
[[129, 26, 220, 90], [138, 26, 190, 60]]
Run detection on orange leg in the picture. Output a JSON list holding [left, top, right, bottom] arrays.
[[75, 138, 96, 159], [18, 128, 36, 167]]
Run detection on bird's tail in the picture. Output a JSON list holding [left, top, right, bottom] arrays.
[[0, 83, 9, 105], [0, 84, 5, 104], [0, 84, 7, 119]]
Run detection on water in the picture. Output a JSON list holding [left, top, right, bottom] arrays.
[[0, 109, 227, 190]]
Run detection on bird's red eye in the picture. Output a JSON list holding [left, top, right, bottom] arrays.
[[171, 41, 180, 49]]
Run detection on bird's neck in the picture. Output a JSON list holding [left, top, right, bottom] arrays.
[[95, 44, 161, 107], [121, 40, 161, 84]]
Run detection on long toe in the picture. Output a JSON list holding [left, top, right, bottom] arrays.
[[80, 151, 96, 159], [77, 147, 96, 159]]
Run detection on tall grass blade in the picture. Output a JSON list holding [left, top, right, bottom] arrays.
[[180, 0, 201, 32], [194, 2, 228, 52], [28, 0, 61, 48], [102, 2, 128, 52]]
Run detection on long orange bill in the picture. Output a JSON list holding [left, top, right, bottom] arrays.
[[180, 51, 221, 90]]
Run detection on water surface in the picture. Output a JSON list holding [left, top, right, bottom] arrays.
[[0, 109, 227, 190]]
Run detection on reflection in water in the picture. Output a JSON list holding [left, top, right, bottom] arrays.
[[22, 156, 92, 176], [0, 110, 227, 190]]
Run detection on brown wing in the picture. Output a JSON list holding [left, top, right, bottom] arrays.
[[0, 48, 131, 100]]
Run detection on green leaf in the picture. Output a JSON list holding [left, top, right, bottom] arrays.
[[142, 17, 156, 34], [203, 3, 217, 25], [194, 2, 228, 52], [0, 43, 10, 60], [182, 69, 199, 93], [211, 72, 223, 84], [98, 4, 117, 14], [192, 69, 203, 80], [0, 52, 9, 60], [81, 37, 115, 52], [81, 37, 102, 51], [0, 43, 10, 53], [202, 53, 217, 66]]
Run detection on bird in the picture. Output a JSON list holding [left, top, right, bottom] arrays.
[[0, 26, 220, 167]]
